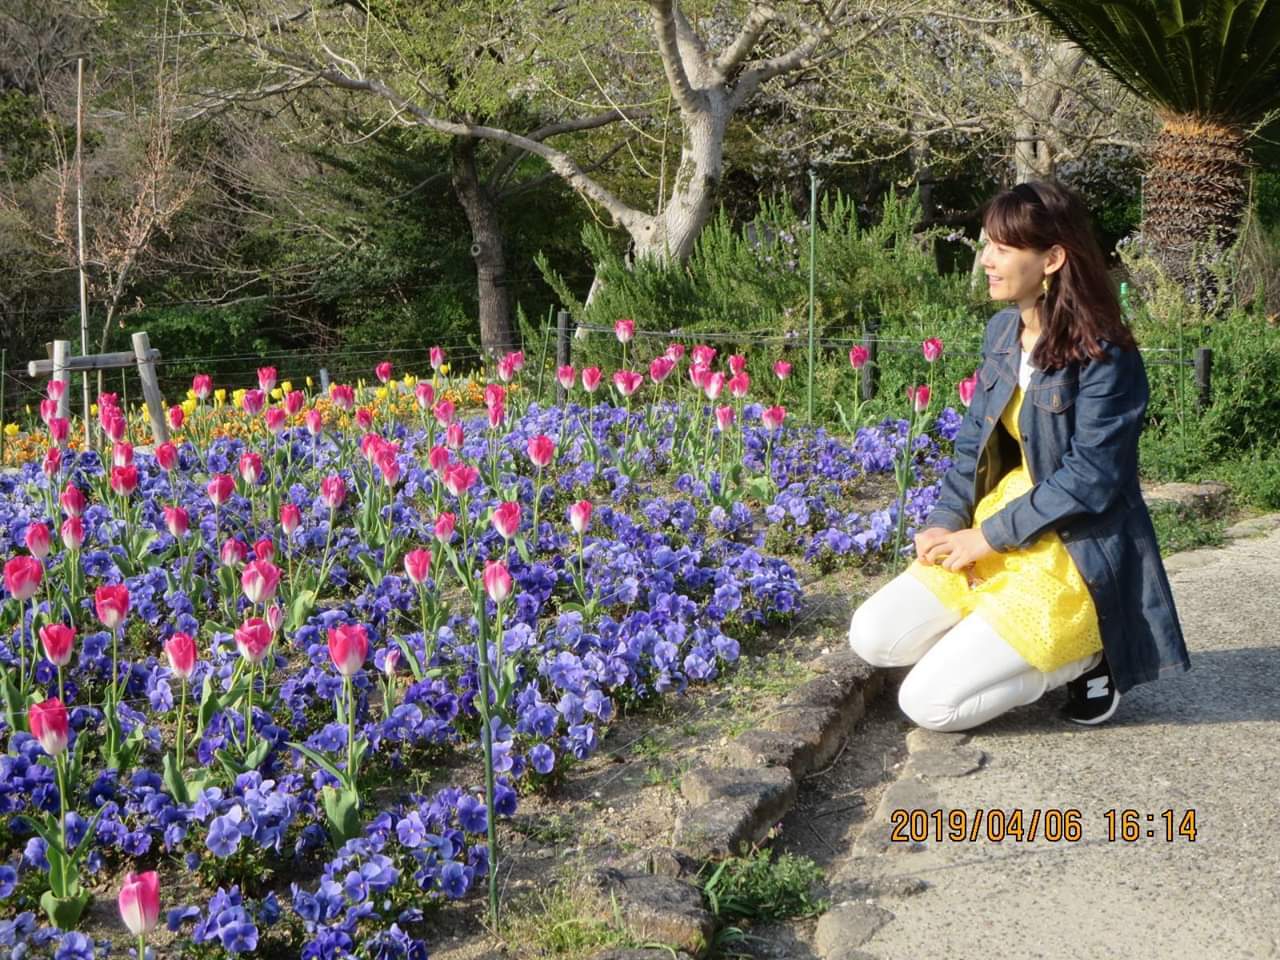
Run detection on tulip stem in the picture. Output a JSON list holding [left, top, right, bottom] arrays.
[[137, 933, 145, 960], [176, 678, 187, 768], [345, 675, 356, 785], [56, 753, 67, 855], [243, 666, 254, 757]]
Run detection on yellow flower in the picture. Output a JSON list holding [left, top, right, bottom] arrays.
[[375, 387, 389, 402], [186, 389, 197, 401], [281, 380, 293, 394], [439, 363, 450, 375], [214, 389, 227, 406], [181, 398, 197, 416], [402, 374, 417, 388], [233, 388, 247, 408], [90, 404, 99, 417], [306, 376, 314, 388], [271, 388, 283, 400], [3, 424, 18, 437]]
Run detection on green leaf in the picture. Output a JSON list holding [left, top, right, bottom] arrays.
[[321, 785, 363, 845], [163, 751, 191, 805], [287, 741, 350, 787], [287, 588, 318, 633]]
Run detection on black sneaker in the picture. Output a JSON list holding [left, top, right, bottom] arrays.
[[1061, 653, 1120, 725]]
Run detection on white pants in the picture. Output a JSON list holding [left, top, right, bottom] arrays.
[[848, 572, 1102, 732]]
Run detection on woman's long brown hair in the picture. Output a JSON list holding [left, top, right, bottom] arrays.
[[982, 180, 1137, 370]]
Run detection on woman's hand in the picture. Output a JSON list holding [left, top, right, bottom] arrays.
[[913, 527, 953, 566], [921, 527, 996, 571]]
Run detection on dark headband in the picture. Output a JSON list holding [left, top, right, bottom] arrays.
[[1012, 182, 1046, 210]]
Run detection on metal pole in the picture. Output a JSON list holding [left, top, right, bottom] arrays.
[[807, 169, 818, 424], [556, 309, 570, 406], [535, 305, 553, 404], [76, 58, 92, 451], [0, 349, 6, 466]]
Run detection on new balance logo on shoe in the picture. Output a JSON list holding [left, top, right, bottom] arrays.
[[1086, 676, 1110, 699]]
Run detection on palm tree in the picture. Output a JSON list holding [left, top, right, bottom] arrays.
[[1021, 1, 1280, 303]]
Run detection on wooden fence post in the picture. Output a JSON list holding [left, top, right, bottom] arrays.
[[131, 331, 169, 446], [860, 330, 879, 402], [51, 341, 71, 430], [1194, 347, 1212, 411], [319, 367, 330, 393]]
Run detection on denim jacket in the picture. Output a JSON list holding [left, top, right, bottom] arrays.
[[925, 307, 1191, 693]]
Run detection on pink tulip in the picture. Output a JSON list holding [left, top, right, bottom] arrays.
[[241, 558, 282, 605], [155, 442, 179, 472], [849, 345, 870, 370], [714, 405, 736, 431], [220, 538, 247, 567], [101, 409, 127, 443], [704, 372, 725, 401], [483, 560, 512, 604], [234, 617, 274, 664], [329, 384, 355, 411], [265, 407, 288, 434], [581, 367, 602, 393], [109, 465, 138, 497], [375, 360, 393, 383], [487, 401, 505, 430], [60, 516, 84, 551], [922, 337, 944, 363], [446, 422, 464, 450], [556, 365, 575, 390], [94, 583, 130, 630], [728, 354, 747, 376], [613, 370, 643, 397], [39, 398, 57, 426], [414, 382, 436, 409], [509, 350, 525, 372], [773, 359, 792, 380], [434, 512, 456, 543], [648, 357, 675, 384], [167, 405, 185, 430], [908, 384, 932, 413], [496, 355, 517, 383], [163, 505, 189, 538], [98, 392, 120, 410], [207, 474, 234, 507], [48, 418, 70, 445], [4, 556, 44, 602], [253, 537, 275, 562], [428, 445, 450, 473], [443, 463, 478, 497], [355, 408, 374, 431], [665, 342, 687, 361], [60, 483, 86, 517], [300, 409, 322, 436], [691, 344, 717, 366], [47, 379, 67, 404], [238, 452, 263, 485], [266, 603, 283, 635], [242, 389, 266, 416], [39, 623, 76, 667], [433, 399, 456, 427], [404, 548, 432, 585], [484, 384, 506, 412], [728, 372, 750, 399], [257, 366, 277, 394], [328, 623, 369, 677], [761, 405, 786, 431], [958, 372, 979, 408], [280, 503, 302, 537], [429, 346, 446, 370], [118, 870, 161, 937], [569, 500, 592, 535], [689, 363, 710, 390], [614, 317, 635, 343], [164, 632, 197, 679], [42, 447, 62, 479], [376, 448, 401, 487], [321, 475, 347, 510], [285, 390, 306, 416], [527, 435, 555, 468], [24, 523, 50, 560], [192, 374, 213, 400], [491, 501, 521, 539], [385, 647, 401, 678], [113, 442, 134, 468], [28, 698, 69, 757]]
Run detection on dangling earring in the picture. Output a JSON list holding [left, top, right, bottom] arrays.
[[1041, 275, 1051, 296]]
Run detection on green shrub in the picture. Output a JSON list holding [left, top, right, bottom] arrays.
[[699, 847, 828, 924]]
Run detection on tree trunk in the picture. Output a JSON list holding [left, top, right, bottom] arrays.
[[451, 140, 517, 356], [632, 104, 726, 262], [1145, 114, 1251, 311]]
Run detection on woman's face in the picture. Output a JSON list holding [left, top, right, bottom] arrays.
[[979, 236, 1061, 305]]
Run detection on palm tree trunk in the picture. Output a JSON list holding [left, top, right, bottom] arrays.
[[1145, 115, 1252, 309]]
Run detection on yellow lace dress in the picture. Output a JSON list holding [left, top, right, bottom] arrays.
[[907, 377, 1103, 673]]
